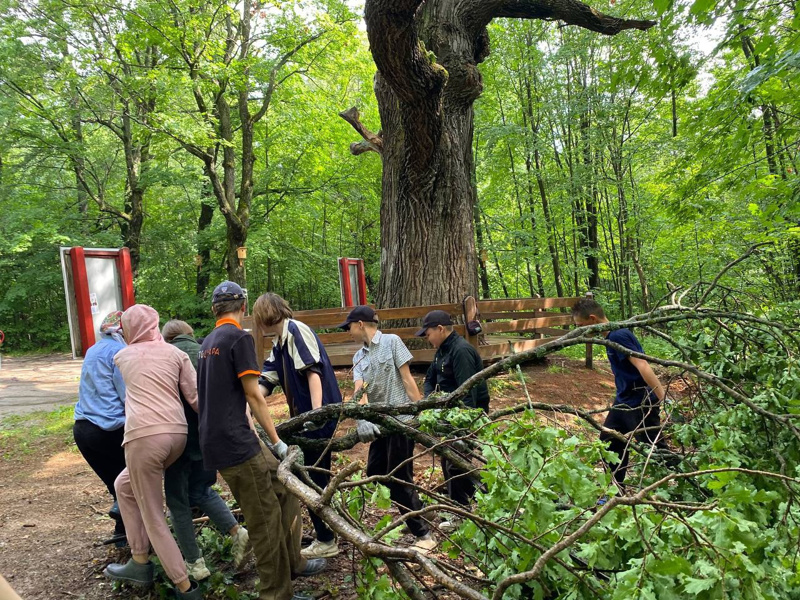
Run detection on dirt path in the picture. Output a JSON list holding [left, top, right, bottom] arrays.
[[0, 354, 83, 417], [0, 358, 616, 599]]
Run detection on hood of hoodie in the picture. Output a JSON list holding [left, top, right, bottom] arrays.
[[121, 304, 163, 345]]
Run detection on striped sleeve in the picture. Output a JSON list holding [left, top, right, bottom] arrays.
[[258, 347, 281, 393], [287, 320, 321, 371]]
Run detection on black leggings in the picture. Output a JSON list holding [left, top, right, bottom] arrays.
[[73, 419, 126, 500]]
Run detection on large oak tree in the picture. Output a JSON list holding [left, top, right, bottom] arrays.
[[345, 0, 655, 307]]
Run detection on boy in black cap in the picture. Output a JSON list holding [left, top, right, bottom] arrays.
[[340, 306, 436, 553], [418, 310, 489, 531], [197, 281, 325, 600]]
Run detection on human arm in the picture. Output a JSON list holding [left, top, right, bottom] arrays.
[[241, 375, 281, 445], [451, 345, 480, 408], [178, 353, 199, 412], [629, 357, 666, 402], [307, 370, 323, 410], [423, 360, 436, 397], [112, 363, 127, 404], [399, 363, 421, 402]]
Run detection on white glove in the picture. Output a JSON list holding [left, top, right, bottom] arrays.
[[356, 420, 380, 443], [270, 440, 288, 460]]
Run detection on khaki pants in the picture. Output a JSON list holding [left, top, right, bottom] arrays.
[[220, 448, 305, 600]]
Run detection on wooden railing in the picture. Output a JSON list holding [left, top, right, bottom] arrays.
[[242, 294, 592, 368]]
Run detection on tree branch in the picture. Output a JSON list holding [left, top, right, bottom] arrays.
[[339, 106, 383, 156]]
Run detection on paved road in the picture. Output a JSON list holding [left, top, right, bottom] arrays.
[[0, 354, 82, 418]]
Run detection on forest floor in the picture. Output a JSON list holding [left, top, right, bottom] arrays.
[[0, 355, 647, 600]]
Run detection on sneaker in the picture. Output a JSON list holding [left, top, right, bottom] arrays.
[[292, 594, 315, 600], [411, 533, 436, 554], [186, 557, 211, 581], [300, 538, 339, 559], [103, 559, 154, 587], [231, 526, 252, 569], [438, 514, 462, 534], [296, 557, 328, 577]]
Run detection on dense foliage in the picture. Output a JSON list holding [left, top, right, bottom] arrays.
[[0, 0, 796, 351]]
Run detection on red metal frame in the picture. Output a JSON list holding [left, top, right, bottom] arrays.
[[70, 247, 96, 353], [69, 247, 136, 354], [338, 258, 367, 307], [115, 248, 136, 309]]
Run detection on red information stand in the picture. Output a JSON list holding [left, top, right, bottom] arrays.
[[60, 247, 136, 357], [338, 258, 368, 307]]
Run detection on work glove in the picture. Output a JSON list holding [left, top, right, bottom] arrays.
[[356, 420, 381, 443], [270, 439, 288, 460], [303, 421, 323, 433]]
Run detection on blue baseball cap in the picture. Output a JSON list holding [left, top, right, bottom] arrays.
[[212, 281, 245, 304]]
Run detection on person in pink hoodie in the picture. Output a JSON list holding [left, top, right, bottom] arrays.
[[103, 304, 201, 599]]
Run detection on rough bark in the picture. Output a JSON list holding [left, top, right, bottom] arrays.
[[360, 0, 653, 307]]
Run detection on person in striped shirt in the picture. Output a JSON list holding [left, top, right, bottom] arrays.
[[255, 293, 343, 560]]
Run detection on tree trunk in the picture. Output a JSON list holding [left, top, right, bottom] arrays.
[[196, 190, 215, 296], [363, 0, 653, 308], [474, 202, 492, 299]]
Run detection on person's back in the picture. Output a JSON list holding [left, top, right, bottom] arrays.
[[76, 336, 127, 429], [197, 282, 324, 600], [163, 319, 248, 581], [197, 319, 262, 471], [115, 306, 196, 443], [605, 328, 653, 406], [73, 310, 128, 544]]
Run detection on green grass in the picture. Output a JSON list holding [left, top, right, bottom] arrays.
[[0, 403, 76, 458]]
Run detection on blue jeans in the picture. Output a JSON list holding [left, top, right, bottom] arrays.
[[165, 454, 238, 562]]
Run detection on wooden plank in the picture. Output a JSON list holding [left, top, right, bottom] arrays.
[[375, 303, 462, 321], [481, 310, 563, 320], [317, 324, 466, 345], [481, 315, 573, 334], [476, 297, 581, 312]]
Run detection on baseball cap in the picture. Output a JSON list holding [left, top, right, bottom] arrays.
[[337, 305, 379, 330], [212, 281, 246, 304], [415, 310, 453, 336]]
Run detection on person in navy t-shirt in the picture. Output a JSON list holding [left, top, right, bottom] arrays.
[[572, 298, 671, 486]]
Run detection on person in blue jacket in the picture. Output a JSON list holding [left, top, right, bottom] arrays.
[[73, 311, 127, 542]]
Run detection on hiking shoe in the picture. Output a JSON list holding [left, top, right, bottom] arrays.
[[108, 501, 122, 522], [175, 579, 202, 599], [296, 557, 327, 577], [438, 514, 461, 534], [186, 557, 211, 581], [411, 533, 436, 554], [231, 526, 252, 569], [103, 559, 154, 587], [300, 538, 339, 559]]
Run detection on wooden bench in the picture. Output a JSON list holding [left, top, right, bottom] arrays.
[[242, 295, 591, 368]]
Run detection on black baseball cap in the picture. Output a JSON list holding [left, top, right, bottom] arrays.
[[337, 305, 379, 330], [415, 310, 453, 336], [212, 280, 246, 304]]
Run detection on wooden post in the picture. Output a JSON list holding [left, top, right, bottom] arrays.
[[584, 291, 594, 369]]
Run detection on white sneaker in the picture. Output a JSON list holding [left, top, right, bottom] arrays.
[[411, 533, 436, 554], [186, 557, 211, 581], [439, 515, 462, 534], [231, 526, 252, 569], [300, 538, 340, 559]]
